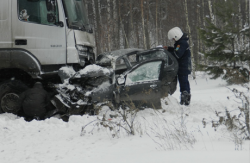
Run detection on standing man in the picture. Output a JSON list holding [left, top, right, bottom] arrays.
[[165, 27, 191, 105]]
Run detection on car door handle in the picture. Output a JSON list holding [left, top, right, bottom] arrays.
[[15, 39, 27, 45], [150, 84, 158, 89]]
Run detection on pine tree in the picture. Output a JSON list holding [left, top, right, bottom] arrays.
[[199, 0, 250, 84]]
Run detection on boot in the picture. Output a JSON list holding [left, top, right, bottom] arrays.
[[185, 93, 191, 106], [180, 91, 191, 106]]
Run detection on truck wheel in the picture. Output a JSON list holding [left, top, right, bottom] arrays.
[[0, 80, 28, 114]]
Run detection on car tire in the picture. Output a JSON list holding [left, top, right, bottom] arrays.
[[0, 80, 28, 114]]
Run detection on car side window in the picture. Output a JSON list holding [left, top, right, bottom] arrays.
[[138, 51, 173, 66], [125, 61, 162, 85], [115, 58, 126, 69], [127, 53, 138, 66], [115, 58, 128, 75], [18, 0, 59, 25]]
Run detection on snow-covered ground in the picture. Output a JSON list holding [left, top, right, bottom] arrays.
[[0, 72, 249, 163]]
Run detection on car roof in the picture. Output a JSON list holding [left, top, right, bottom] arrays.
[[96, 47, 167, 67]]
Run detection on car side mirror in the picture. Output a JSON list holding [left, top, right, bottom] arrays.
[[47, 13, 56, 23], [117, 76, 125, 85]]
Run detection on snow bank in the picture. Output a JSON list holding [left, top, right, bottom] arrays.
[[0, 72, 249, 163], [59, 66, 75, 77]]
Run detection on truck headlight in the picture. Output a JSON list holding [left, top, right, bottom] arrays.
[[76, 45, 88, 57], [76, 45, 95, 65], [76, 45, 88, 52], [76, 45, 94, 57]]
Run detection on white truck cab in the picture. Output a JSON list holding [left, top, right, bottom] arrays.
[[0, 0, 95, 80]]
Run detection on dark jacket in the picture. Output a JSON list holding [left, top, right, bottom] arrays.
[[20, 83, 50, 118], [168, 33, 192, 75]]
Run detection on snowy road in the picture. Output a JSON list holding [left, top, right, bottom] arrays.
[[0, 72, 249, 163]]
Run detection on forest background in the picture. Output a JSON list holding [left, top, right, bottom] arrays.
[[85, 0, 250, 76]]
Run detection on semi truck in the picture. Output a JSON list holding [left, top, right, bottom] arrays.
[[0, 0, 95, 114]]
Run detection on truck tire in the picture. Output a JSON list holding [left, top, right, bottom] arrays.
[[0, 80, 28, 114]]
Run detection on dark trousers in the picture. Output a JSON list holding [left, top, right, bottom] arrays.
[[178, 75, 190, 94]]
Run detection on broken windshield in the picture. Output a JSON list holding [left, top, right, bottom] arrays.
[[62, 0, 90, 32], [125, 61, 162, 85]]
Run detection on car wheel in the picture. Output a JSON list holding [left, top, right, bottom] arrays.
[[0, 80, 28, 114]]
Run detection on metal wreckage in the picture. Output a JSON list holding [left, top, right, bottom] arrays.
[[0, 0, 178, 120], [54, 48, 178, 118]]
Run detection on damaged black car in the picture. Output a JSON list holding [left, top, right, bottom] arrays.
[[56, 47, 178, 115]]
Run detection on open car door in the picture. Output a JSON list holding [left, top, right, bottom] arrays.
[[136, 49, 179, 95], [117, 59, 165, 109]]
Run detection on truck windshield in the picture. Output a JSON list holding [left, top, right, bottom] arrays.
[[62, 0, 90, 32]]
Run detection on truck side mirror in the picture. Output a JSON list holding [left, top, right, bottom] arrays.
[[56, 21, 64, 27], [46, 0, 56, 12], [47, 13, 56, 23]]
